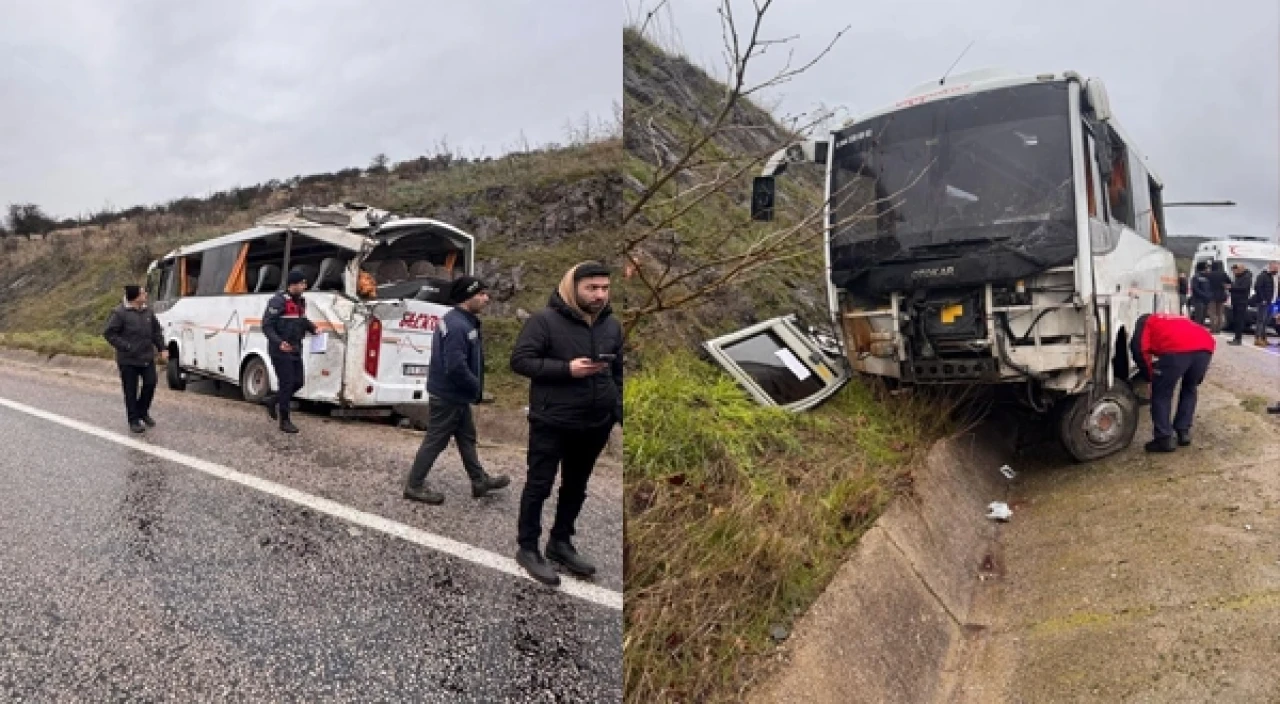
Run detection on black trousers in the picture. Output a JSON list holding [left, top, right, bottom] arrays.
[[266, 353, 304, 420], [118, 363, 157, 424], [517, 420, 613, 551], [1150, 351, 1212, 441], [406, 400, 486, 487], [1231, 296, 1249, 340]]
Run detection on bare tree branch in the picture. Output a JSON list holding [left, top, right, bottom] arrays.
[[622, 0, 854, 338]]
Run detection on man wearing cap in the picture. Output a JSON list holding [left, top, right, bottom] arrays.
[[104, 285, 168, 433], [262, 270, 317, 434], [509, 261, 623, 586], [403, 275, 511, 504]]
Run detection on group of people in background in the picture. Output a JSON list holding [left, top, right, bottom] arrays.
[[1130, 259, 1280, 455], [1180, 259, 1280, 346], [102, 262, 623, 589]]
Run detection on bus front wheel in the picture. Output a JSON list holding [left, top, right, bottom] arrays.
[[1057, 382, 1139, 463]]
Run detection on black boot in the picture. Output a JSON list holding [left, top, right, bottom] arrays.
[[472, 474, 511, 498], [546, 539, 597, 577], [141, 415, 157, 428], [1268, 402, 1280, 414], [279, 417, 299, 434], [1176, 430, 1192, 447], [403, 484, 445, 505], [264, 395, 278, 421], [129, 420, 146, 434], [1145, 437, 1176, 453], [516, 548, 561, 586]]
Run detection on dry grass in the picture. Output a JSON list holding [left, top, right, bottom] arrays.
[[623, 352, 954, 703]]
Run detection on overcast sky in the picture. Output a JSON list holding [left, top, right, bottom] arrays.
[[633, 0, 1279, 240], [0, 0, 620, 219]]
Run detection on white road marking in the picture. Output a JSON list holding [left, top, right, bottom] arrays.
[[0, 395, 623, 611]]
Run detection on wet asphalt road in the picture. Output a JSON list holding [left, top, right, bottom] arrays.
[[0, 361, 622, 702]]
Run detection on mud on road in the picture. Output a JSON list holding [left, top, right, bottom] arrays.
[[949, 340, 1280, 703]]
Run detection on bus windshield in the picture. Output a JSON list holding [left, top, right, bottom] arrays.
[[829, 82, 1076, 269]]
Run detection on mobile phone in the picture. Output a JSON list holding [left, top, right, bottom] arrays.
[[595, 353, 616, 362]]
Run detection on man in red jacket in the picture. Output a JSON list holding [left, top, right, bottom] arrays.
[[1129, 313, 1216, 452]]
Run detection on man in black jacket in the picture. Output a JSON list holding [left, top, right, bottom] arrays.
[[510, 261, 623, 586], [1252, 261, 1278, 346], [262, 270, 317, 434], [402, 276, 510, 505], [1228, 264, 1253, 345], [104, 285, 167, 433]]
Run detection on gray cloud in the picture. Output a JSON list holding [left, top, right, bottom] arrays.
[[0, 0, 620, 218], [637, 0, 1278, 240]]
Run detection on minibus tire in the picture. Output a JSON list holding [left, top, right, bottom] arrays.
[[240, 356, 271, 404], [166, 356, 186, 391]]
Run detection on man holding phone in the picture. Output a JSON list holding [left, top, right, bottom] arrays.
[[509, 261, 623, 586]]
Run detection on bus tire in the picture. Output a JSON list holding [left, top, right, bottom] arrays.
[[166, 355, 187, 391], [240, 356, 271, 404], [1057, 381, 1139, 463]]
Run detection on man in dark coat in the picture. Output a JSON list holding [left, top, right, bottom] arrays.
[[1227, 264, 1254, 345], [103, 285, 167, 433], [402, 276, 510, 505], [262, 270, 317, 434], [509, 262, 623, 586]]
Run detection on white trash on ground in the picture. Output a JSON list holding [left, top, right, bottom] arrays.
[[986, 501, 1013, 522]]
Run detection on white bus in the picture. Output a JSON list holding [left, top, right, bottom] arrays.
[[708, 68, 1177, 461], [144, 203, 475, 417]]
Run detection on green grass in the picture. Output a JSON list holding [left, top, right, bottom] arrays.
[[623, 351, 952, 703], [0, 330, 114, 359]]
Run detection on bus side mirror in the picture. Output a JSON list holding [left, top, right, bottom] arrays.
[[751, 176, 776, 222]]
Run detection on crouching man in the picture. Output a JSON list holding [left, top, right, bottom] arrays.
[[1130, 313, 1216, 452]]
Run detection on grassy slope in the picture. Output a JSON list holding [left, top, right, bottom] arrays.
[[622, 31, 951, 703], [0, 139, 621, 408]]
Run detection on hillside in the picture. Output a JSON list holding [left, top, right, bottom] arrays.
[[621, 27, 829, 349], [0, 139, 621, 405]]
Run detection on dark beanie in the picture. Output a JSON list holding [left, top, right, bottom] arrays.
[[573, 262, 610, 280], [124, 285, 142, 301], [449, 275, 488, 304], [287, 270, 307, 285]]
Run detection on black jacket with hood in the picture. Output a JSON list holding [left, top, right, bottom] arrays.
[[104, 301, 164, 367], [510, 268, 623, 429]]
